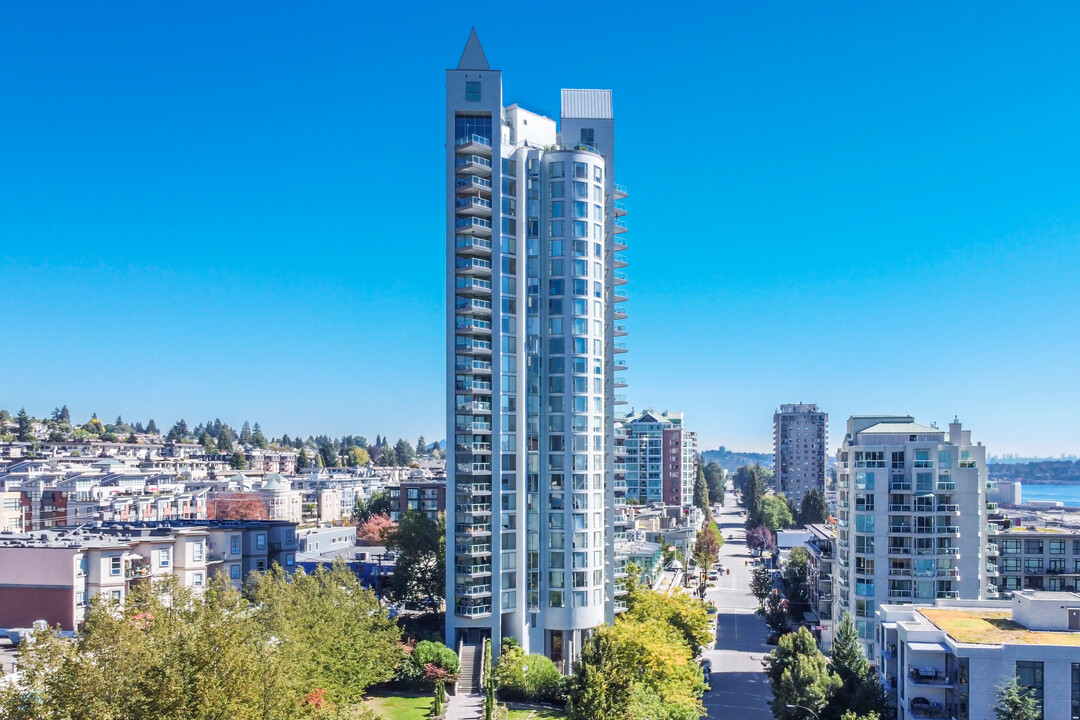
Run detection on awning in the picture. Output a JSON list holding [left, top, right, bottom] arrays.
[[908, 642, 948, 653]]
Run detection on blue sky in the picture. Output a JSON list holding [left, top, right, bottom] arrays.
[[2, 2, 1079, 455]]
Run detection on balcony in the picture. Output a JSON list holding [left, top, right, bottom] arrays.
[[456, 583, 492, 597], [613, 252, 628, 267], [455, 195, 493, 217], [455, 175, 493, 197], [889, 503, 911, 512], [615, 394, 627, 405], [938, 547, 960, 557], [985, 544, 999, 556], [455, 257, 492, 275], [455, 154, 492, 176], [455, 133, 493, 155], [614, 183, 628, 198], [455, 421, 492, 433], [613, 289, 628, 303], [614, 306, 628, 320], [455, 296, 492, 315], [889, 589, 913, 599], [455, 235, 492, 256], [889, 525, 913, 535], [614, 341, 628, 354], [890, 481, 912, 492], [455, 523, 492, 535], [937, 526, 960, 536], [937, 481, 956, 491], [455, 563, 492, 576], [614, 200, 628, 216], [613, 360, 628, 372], [986, 502, 999, 512], [888, 546, 913, 556], [455, 318, 492, 337], [613, 270, 628, 285], [986, 563, 999, 575], [455, 216, 492, 237], [614, 324, 628, 337], [456, 542, 491, 556], [936, 590, 959, 600], [889, 568, 913, 577], [455, 378, 492, 393], [455, 276, 492, 296], [457, 482, 491, 495], [937, 568, 960, 578], [455, 338, 493, 355], [455, 603, 491, 617], [614, 234, 628, 250], [936, 504, 960, 514]]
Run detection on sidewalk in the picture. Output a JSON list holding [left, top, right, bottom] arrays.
[[445, 691, 484, 719]]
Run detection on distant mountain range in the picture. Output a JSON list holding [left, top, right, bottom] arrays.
[[989, 460, 1080, 485], [700, 447, 773, 472]]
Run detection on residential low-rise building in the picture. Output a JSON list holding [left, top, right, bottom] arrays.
[[880, 592, 1080, 720], [805, 523, 837, 649], [987, 525, 1080, 596]]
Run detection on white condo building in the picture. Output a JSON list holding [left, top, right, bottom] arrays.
[[773, 403, 828, 509], [445, 30, 626, 669], [834, 415, 989, 663]]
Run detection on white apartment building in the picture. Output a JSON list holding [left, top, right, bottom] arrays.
[[880, 593, 1080, 720], [834, 415, 989, 662], [445, 30, 624, 669], [774, 403, 828, 509], [620, 410, 697, 506]]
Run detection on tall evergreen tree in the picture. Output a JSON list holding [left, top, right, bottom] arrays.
[[800, 489, 831, 525], [693, 461, 710, 512], [15, 408, 34, 442], [416, 435, 426, 457], [60, 405, 71, 423], [146, 418, 158, 434], [239, 421, 252, 444], [992, 677, 1040, 720], [763, 627, 841, 720], [823, 614, 888, 720]]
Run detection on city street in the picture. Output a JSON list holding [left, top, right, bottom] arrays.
[[699, 482, 774, 720]]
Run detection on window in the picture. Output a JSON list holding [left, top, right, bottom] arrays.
[[257, 560, 266, 572], [76, 591, 86, 607], [111, 590, 122, 603], [1026, 539, 1044, 554], [1002, 539, 1021, 554], [231, 535, 241, 554], [110, 556, 122, 576], [193, 542, 203, 562], [855, 472, 874, 490], [1051, 540, 1066, 555], [230, 564, 241, 580], [160, 548, 170, 567], [550, 181, 564, 198], [1016, 661, 1043, 716], [465, 81, 481, 102], [550, 162, 564, 178], [256, 534, 266, 550], [573, 162, 588, 179], [580, 128, 594, 145], [194, 572, 204, 587]]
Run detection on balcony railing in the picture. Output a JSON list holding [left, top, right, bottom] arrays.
[[455, 604, 491, 617]]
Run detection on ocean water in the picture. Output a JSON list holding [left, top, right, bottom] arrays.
[[1017, 484, 1080, 506]]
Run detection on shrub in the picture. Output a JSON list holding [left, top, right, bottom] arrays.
[[493, 640, 566, 704], [399, 640, 459, 687]]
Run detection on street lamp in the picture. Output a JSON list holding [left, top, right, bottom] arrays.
[[786, 704, 820, 720]]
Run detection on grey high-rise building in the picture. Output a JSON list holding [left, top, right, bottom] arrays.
[[444, 30, 625, 670], [773, 403, 828, 509]]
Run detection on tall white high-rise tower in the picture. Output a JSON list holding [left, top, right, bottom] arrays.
[[445, 30, 627, 669]]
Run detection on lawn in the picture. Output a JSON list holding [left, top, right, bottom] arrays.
[[920, 608, 1080, 646], [507, 709, 568, 720], [364, 694, 433, 720]]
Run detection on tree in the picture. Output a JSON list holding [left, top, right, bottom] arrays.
[[416, 435, 427, 457], [693, 461, 710, 512], [15, 408, 33, 442], [230, 450, 247, 470], [0, 409, 10, 423], [493, 639, 565, 704], [736, 464, 772, 528], [760, 494, 795, 532], [991, 676, 1040, 720], [297, 448, 311, 470], [200, 431, 216, 455], [750, 564, 774, 606], [693, 520, 723, 577], [85, 416, 105, 435], [247, 562, 403, 710], [763, 626, 842, 720], [704, 462, 725, 506], [747, 524, 777, 553], [208, 493, 268, 520], [146, 417, 158, 434], [800, 488, 831, 525], [251, 423, 269, 449], [399, 640, 460, 686], [823, 613, 888, 720], [565, 616, 704, 720], [759, 591, 790, 633], [352, 490, 393, 524], [382, 511, 445, 605], [783, 547, 809, 601], [625, 585, 713, 656], [394, 438, 416, 466], [240, 420, 253, 444], [167, 418, 188, 441], [358, 513, 396, 543], [346, 447, 371, 467]]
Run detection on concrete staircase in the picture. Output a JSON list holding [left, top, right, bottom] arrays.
[[457, 641, 483, 694]]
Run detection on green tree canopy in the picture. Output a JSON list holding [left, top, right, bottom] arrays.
[[693, 461, 710, 512], [992, 676, 1041, 720], [763, 626, 842, 720], [382, 510, 445, 604], [566, 616, 704, 720], [624, 585, 713, 656], [704, 462, 725, 506], [750, 563, 774, 606], [823, 614, 887, 720], [760, 494, 795, 532], [800, 488, 831, 525]]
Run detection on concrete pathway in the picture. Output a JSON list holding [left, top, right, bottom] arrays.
[[445, 691, 484, 720], [699, 483, 775, 720]]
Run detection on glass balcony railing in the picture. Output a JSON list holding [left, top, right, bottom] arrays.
[[455, 134, 492, 148]]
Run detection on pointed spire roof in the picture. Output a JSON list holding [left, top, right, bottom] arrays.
[[457, 28, 490, 71]]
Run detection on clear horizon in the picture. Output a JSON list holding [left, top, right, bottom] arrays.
[[3, 2, 1079, 457]]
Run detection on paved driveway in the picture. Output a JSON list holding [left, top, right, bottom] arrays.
[[699, 486, 774, 720]]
